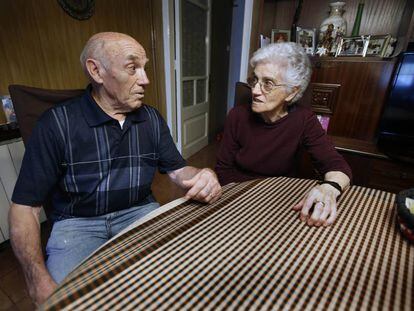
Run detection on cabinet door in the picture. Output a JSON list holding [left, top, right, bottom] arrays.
[[8, 140, 25, 175], [0, 228, 4, 243], [0, 145, 18, 200], [0, 177, 11, 240]]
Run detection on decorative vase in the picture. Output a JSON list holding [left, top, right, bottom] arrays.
[[318, 2, 347, 56]]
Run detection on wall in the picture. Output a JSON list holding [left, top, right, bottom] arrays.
[[0, 0, 166, 117], [209, 0, 233, 139], [226, 0, 245, 112]]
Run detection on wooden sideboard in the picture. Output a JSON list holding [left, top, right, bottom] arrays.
[[299, 135, 414, 193]]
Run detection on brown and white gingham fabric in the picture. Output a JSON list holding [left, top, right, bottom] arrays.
[[41, 177, 413, 311]]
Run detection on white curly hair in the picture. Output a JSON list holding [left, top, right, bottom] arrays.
[[250, 42, 312, 103]]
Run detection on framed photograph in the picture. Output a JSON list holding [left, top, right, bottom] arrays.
[[1, 95, 16, 123], [296, 27, 316, 54], [335, 36, 370, 57], [271, 29, 290, 43], [365, 34, 392, 57]]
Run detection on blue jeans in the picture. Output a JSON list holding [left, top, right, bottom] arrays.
[[46, 202, 159, 283]]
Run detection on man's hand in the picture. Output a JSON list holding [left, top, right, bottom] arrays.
[[292, 183, 340, 227], [182, 168, 222, 203], [28, 275, 57, 306]]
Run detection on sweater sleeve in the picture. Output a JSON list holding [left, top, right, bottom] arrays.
[[302, 111, 352, 180], [215, 108, 251, 185]]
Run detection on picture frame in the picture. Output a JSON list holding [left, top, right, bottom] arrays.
[[365, 34, 392, 57], [1, 95, 16, 123], [271, 29, 291, 43], [296, 27, 316, 55], [335, 35, 370, 57]]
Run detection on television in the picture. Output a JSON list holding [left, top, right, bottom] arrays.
[[377, 52, 414, 163]]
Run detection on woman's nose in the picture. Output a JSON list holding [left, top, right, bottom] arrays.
[[251, 82, 262, 95]]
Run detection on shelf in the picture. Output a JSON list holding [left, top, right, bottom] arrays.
[[329, 135, 388, 159], [311, 55, 396, 63]]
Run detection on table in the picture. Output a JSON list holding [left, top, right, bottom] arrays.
[[41, 177, 413, 310]]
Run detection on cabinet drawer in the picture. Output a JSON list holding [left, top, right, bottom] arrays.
[[369, 159, 414, 193]]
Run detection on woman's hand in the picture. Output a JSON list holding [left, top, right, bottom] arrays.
[[292, 183, 341, 227]]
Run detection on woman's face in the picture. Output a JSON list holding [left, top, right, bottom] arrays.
[[251, 62, 298, 122]]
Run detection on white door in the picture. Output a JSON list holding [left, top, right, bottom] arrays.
[[175, 0, 211, 158]]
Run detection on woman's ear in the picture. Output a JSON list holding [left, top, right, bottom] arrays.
[[85, 58, 104, 84], [285, 86, 300, 102]]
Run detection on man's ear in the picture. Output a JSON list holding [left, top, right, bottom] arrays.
[[285, 86, 300, 102], [85, 59, 104, 84]]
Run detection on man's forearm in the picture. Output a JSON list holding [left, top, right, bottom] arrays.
[[9, 203, 56, 303]]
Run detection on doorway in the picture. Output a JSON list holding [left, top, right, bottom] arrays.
[[163, 0, 232, 158]]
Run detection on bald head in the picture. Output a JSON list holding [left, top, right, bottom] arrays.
[[80, 32, 144, 78]]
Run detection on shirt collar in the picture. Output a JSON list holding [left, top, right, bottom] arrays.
[[82, 84, 148, 127]]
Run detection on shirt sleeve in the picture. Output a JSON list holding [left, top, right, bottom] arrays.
[[12, 110, 65, 207], [302, 111, 352, 180], [155, 110, 187, 173]]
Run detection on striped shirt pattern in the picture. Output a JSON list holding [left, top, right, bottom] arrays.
[[41, 177, 413, 310], [12, 88, 186, 220]]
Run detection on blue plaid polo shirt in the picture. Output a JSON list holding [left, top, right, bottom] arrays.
[[12, 86, 186, 221]]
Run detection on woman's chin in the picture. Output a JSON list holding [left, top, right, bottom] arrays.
[[251, 102, 264, 113]]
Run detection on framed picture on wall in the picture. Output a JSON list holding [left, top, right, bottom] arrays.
[[336, 36, 370, 57], [296, 27, 316, 54], [271, 29, 291, 43]]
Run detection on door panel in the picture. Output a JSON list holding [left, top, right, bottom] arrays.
[[178, 0, 211, 158]]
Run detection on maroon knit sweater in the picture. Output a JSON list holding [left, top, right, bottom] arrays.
[[216, 104, 352, 186]]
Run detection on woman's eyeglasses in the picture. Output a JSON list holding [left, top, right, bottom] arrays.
[[246, 76, 287, 94]]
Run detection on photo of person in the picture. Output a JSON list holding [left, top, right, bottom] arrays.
[[296, 27, 316, 54], [271, 29, 290, 43], [337, 36, 369, 57], [365, 35, 392, 57]]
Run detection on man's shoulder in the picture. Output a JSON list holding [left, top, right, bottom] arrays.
[[37, 94, 85, 129], [42, 94, 84, 117]]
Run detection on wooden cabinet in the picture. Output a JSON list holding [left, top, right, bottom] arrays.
[[0, 139, 46, 242], [310, 57, 397, 141]]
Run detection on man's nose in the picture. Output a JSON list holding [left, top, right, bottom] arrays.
[[137, 69, 150, 85]]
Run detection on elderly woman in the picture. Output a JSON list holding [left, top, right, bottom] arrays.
[[216, 42, 351, 227]]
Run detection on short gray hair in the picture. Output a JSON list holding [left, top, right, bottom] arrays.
[[250, 42, 312, 103]]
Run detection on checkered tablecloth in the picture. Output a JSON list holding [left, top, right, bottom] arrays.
[[40, 177, 413, 310]]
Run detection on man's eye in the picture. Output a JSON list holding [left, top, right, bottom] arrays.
[[264, 80, 275, 87], [128, 65, 136, 71]]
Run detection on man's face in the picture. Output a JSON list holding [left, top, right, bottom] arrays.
[[100, 38, 150, 112]]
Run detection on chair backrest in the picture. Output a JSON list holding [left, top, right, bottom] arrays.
[[8, 85, 84, 145], [234, 82, 252, 106], [8, 85, 84, 219]]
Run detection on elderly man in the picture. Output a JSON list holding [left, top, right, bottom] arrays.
[[9, 32, 221, 305]]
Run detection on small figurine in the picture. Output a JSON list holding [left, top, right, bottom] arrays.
[[316, 46, 327, 56]]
